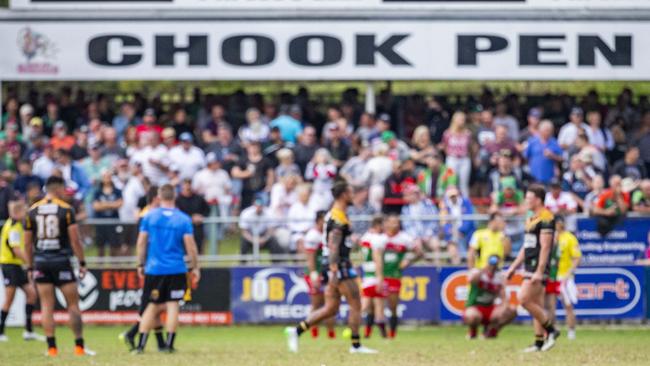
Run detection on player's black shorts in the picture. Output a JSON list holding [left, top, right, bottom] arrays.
[[1, 264, 29, 287], [142, 273, 188, 304], [33, 261, 76, 286], [320, 259, 357, 285]]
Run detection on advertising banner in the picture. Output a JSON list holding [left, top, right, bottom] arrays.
[[31, 268, 231, 325], [576, 217, 649, 265], [0, 21, 648, 81], [230, 266, 438, 323], [440, 266, 646, 321], [0, 272, 27, 327]]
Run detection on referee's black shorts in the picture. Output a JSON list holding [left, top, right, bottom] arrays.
[[142, 274, 188, 304], [1, 264, 29, 287]]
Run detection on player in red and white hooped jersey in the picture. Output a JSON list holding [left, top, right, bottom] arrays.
[[359, 215, 388, 338], [300, 211, 335, 339]]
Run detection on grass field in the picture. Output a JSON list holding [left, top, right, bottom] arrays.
[[1, 325, 649, 366]]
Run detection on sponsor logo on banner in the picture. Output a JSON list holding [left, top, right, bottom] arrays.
[[576, 218, 649, 264], [231, 266, 438, 323], [55, 271, 100, 311], [16, 27, 59, 75], [439, 266, 645, 321]]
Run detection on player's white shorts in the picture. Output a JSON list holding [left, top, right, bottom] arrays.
[[560, 277, 578, 305]]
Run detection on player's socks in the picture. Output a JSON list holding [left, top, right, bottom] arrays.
[[126, 323, 139, 340], [154, 327, 166, 349], [376, 322, 387, 338], [389, 314, 398, 338], [0, 310, 8, 335], [25, 305, 34, 332], [136, 332, 149, 351], [351, 334, 361, 349], [468, 326, 478, 339], [485, 326, 498, 338], [47, 336, 57, 355], [364, 313, 374, 338], [542, 320, 557, 335], [295, 321, 309, 336], [74, 338, 85, 355], [535, 334, 545, 349], [311, 326, 319, 338], [165, 332, 176, 351], [327, 329, 336, 339]]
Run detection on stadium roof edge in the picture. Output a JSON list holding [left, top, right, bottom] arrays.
[[3, 8, 650, 21]]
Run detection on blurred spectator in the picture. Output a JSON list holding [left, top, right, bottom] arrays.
[[340, 146, 371, 187], [409, 125, 437, 167], [583, 174, 605, 214], [55, 148, 90, 201], [523, 120, 563, 184], [50, 121, 75, 151], [558, 107, 587, 150], [111, 159, 131, 190], [585, 110, 614, 154], [382, 130, 409, 161], [193, 152, 232, 212], [293, 126, 320, 174], [239, 196, 287, 261], [592, 175, 633, 236], [239, 108, 270, 143], [171, 108, 193, 138], [70, 125, 90, 161], [305, 148, 337, 211], [324, 124, 350, 168], [287, 184, 316, 253], [562, 154, 598, 206], [42, 100, 60, 136], [612, 147, 647, 180], [161, 127, 177, 149], [322, 106, 353, 142], [632, 179, 650, 213], [92, 170, 124, 257], [0, 174, 15, 220], [438, 185, 475, 264], [19, 104, 35, 136], [485, 125, 518, 170], [206, 124, 241, 171], [488, 150, 523, 193], [264, 126, 289, 167], [203, 104, 229, 144], [135, 108, 163, 139], [119, 163, 147, 244], [168, 132, 206, 181], [544, 180, 578, 215], [275, 148, 300, 179], [417, 153, 457, 199], [383, 159, 416, 214], [232, 141, 274, 209], [2, 122, 26, 156], [362, 143, 393, 211], [347, 185, 376, 241], [32, 144, 55, 180], [81, 143, 111, 188], [519, 107, 542, 143], [101, 127, 126, 163], [13, 160, 42, 195], [356, 112, 378, 145], [489, 176, 525, 251], [176, 178, 210, 254], [129, 132, 169, 186], [270, 104, 303, 144], [401, 184, 439, 260], [493, 102, 519, 141], [270, 174, 300, 218], [441, 111, 473, 197]]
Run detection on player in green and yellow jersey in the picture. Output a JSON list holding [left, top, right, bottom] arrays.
[[463, 255, 516, 339], [360, 215, 387, 339], [382, 214, 423, 339], [555, 216, 581, 340], [301, 210, 335, 339], [0, 200, 44, 342]]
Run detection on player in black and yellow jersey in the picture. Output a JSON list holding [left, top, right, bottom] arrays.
[[506, 184, 560, 352], [0, 200, 44, 342], [23, 176, 94, 357], [285, 180, 377, 354]]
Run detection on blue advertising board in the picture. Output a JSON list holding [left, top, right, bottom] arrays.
[[576, 217, 649, 265], [439, 266, 646, 321], [230, 266, 439, 323]]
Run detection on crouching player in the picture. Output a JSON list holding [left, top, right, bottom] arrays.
[[360, 216, 387, 339], [383, 214, 422, 338], [302, 211, 335, 339], [464, 255, 516, 339]]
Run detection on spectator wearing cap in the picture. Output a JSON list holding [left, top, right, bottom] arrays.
[[13, 159, 43, 195], [22, 122, 47, 162], [232, 141, 275, 209], [325, 123, 351, 168], [632, 179, 650, 214], [382, 130, 410, 161], [55, 148, 90, 202], [612, 147, 647, 181], [135, 108, 163, 139], [176, 178, 210, 254], [168, 132, 206, 181], [417, 152, 457, 199], [129, 131, 169, 186], [264, 126, 290, 167], [32, 143, 56, 180], [519, 107, 543, 143], [585, 110, 614, 154], [50, 121, 75, 151], [368, 113, 392, 145], [238, 195, 287, 262], [438, 185, 475, 264], [304, 148, 337, 211], [25, 116, 44, 148], [275, 148, 300, 179], [112, 102, 140, 140], [92, 170, 124, 257], [293, 126, 320, 174], [238, 107, 270, 144], [494, 101, 519, 142], [558, 107, 588, 150], [545, 180, 578, 216], [270, 104, 303, 144], [401, 184, 441, 261], [355, 112, 378, 146], [441, 111, 473, 197], [382, 158, 416, 214], [523, 120, 563, 185]]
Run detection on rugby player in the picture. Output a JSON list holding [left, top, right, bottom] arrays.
[[382, 214, 423, 339], [464, 255, 516, 339], [555, 216, 582, 340], [505, 184, 560, 352], [359, 215, 388, 339], [24, 176, 94, 356], [544, 231, 561, 332], [301, 210, 336, 339], [134, 184, 201, 354], [285, 180, 377, 354], [0, 200, 44, 342]]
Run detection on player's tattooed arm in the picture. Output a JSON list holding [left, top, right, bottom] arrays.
[[327, 227, 342, 270]]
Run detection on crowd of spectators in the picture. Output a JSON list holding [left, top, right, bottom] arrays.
[[1, 86, 649, 258]]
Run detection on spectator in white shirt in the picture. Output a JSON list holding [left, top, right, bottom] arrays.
[[32, 143, 56, 180], [545, 180, 578, 215], [238, 108, 270, 143], [305, 148, 337, 211], [168, 132, 206, 181], [287, 183, 317, 253], [239, 196, 287, 262], [493, 102, 519, 142], [270, 174, 301, 219], [585, 110, 614, 153], [558, 107, 588, 150], [361, 143, 393, 211], [129, 131, 169, 186], [193, 152, 233, 220]]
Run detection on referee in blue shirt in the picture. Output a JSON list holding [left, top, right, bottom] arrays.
[[134, 184, 200, 354]]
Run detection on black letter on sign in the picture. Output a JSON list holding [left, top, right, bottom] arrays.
[[88, 35, 142, 66], [356, 34, 411, 66], [222, 35, 275, 66], [155, 35, 208, 66], [519, 35, 567, 66], [457, 35, 508, 66], [289, 35, 342, 66], [578, 35, 632, 66]]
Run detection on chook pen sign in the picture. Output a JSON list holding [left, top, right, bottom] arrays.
[[439, 266, 646, 321], [0, 21, 648, 81], [230, 266, 438, 323]]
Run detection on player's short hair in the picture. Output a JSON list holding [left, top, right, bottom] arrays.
[[315, 210, 327, 222], [527, 184, 546, 202], [8, 200, 26, 215], [331, 179, 349, 199], [371, 214, 384, 228], [158, 184, 176, 201], [146, 186, 159, 205], [45, 176, 65, 190], [489, 212, 502, 222]]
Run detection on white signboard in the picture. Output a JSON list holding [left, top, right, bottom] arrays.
[[10, 0, 650, 10], [0, 21, 647, 81]]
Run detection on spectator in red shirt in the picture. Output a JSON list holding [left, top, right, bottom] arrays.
[[592, 175, 635, 236], [382, 158, 416, 214], [50, 121, 76, 151], [135, 108, 163, 139]]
